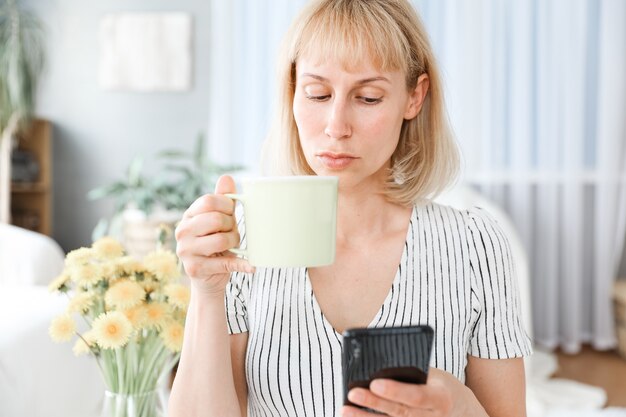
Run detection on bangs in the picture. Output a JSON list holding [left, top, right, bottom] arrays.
[[294, 1, 411, 75]]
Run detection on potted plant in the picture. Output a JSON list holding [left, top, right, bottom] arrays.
[[88, 132, 243, 257], [0, 0, 46, 223]]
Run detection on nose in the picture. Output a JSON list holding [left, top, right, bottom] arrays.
[[324, 98, 352, 139]]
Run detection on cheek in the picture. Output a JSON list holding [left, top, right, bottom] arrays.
[[358, 110, 402, 151], [292, 101, 312, 160], [294, 95, 316, 128]]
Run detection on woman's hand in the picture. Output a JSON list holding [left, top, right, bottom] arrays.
[[341, 368, 488, 417], [175, 175, 255, 295]]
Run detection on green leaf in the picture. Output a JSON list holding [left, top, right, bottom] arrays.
[[87, 182, 128, 200], [127, 156, 144, 187], [162, 165, 193, 178], [156, 150, 188, 159], [91, 218, 109, 242], [114, 199, 130, 214], [194, 131, 206, 168]]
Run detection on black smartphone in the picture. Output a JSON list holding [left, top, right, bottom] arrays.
[[342, 325, 434, 409]]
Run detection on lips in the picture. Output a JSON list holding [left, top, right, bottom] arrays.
[[316, 151, 358, 170]]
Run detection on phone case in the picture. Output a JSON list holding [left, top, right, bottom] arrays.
[[342, 325, 434, 408]]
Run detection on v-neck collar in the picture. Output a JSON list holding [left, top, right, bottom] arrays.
[[303, 205, 416, 337]]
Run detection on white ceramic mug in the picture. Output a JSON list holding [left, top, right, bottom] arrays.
[[226, 176, 338, 267]]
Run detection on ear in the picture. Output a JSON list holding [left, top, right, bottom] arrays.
[[404, 74, 430, 120]]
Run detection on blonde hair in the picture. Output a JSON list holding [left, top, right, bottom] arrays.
[[261, 0, 459, 206]]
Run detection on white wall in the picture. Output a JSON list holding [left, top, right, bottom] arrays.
[[24, 0, 213, 251]]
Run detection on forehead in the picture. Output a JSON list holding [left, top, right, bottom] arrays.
[[295, 55, 404, 85]]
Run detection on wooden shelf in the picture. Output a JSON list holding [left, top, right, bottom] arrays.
[[10, 119, 53, 236], [11, 182, 49, 193]]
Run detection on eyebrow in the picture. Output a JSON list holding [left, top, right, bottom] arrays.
[[301, 73, 390, 85]]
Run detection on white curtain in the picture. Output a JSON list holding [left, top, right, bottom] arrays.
[[207, 0, 308, 172], [415, 0, 626, 352], [208, 0, 626, 352]]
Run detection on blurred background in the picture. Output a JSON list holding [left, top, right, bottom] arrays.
[[0, 0, 625, 416]]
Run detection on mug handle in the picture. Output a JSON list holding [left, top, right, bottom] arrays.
[[224, 193, 247, 258]]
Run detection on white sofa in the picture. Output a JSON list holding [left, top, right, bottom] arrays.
[[0, 224, 102, 417]]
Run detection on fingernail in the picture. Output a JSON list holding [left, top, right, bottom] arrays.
[[370, 379, 385, 394]]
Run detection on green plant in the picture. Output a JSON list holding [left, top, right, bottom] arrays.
[[88, 132, 243, 238], [154, 131, 243, 211], [0, 0, 45, 136], [0, 0, 46, 222], [88, 156, 159, 216]]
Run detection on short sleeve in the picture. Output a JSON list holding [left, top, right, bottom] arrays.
[[224, 204, 250, 334], [225, 271, 250, 334], [465, 207, 533, 359]]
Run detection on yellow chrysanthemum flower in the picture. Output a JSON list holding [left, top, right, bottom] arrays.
[[105, 279, 145, 310], [49, 314, 76, 342], [144, 302, 169, 330], [164, 284, 190, 309], [73, 331, 96, 356], [100, 262, 118, 280], [69, 263, 102, 286], [161, 322, 184, 352], [143, 250, 180, 281], [115, 256, 144, 276], [92, 311, 133, 349], [122, 305, 147, 329], [92, 237, 124, 259], [67, 292, 94, 314], [48, 273, 71, 293], [139, 277, 160, 293], [65, 247, 94, 267]]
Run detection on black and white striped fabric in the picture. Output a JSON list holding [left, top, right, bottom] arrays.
[[225, 202, 532, 417]]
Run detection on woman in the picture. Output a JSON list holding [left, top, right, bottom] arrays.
[[170, 0, 532, 416]]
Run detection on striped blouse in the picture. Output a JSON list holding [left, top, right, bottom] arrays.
[[225, 202, 532, 417]]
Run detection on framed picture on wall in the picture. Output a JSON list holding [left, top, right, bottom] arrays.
[[99, 12, 193, 92]]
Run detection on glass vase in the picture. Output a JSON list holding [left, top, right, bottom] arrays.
[[101, 389, 168, 417]]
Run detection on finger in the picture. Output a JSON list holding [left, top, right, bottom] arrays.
[[183, 193, 235, 219], [183, 175, 238, 219], [370, 379, 433, 409], [186, 212, 237, 237], [340, 405, 379, 417], [178, 231, 240, 258], [183, 254, 255, 277], [214, 174, 237, 195], [348, 387, 417, 416]]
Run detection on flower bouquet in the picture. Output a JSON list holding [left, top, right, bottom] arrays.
[[48, 236, 189, 417]]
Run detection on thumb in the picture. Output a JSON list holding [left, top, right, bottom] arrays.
[[214, 174, 237, 195]]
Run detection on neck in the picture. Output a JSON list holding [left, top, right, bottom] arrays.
[[336, 181, 411, 245]]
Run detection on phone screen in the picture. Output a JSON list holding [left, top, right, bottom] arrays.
[[342, 325, 434, 408]]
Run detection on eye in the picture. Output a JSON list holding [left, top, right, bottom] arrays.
[[357, 96, 383, 105], [303, 84, 331, 102], [305, 94, 331, 102]]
